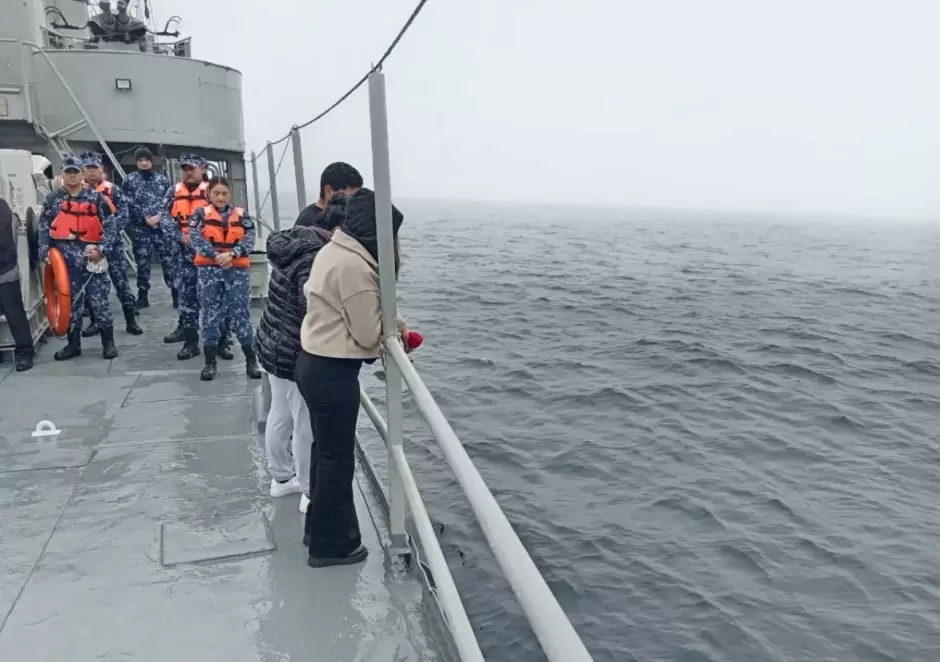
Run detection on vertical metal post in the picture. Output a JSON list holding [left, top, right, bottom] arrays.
[[250, 150, 262, 235], [265, 142, 281, 231], [291, 126, 307, 211], [368, 71, 406, 551]]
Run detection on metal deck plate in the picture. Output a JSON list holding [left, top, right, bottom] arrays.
[[0, 283, 444, 662]]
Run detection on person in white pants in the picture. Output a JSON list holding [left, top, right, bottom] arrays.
[[265, 374, 313, 508], [253, 188, 350, 513]]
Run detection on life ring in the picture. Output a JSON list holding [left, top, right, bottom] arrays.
[[43, 247, 71, 337]]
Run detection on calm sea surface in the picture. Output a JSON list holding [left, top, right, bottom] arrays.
[[284, 201, 940, 662]]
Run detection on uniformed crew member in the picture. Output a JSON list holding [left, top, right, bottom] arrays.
[[160, 154, 235, 360], [80, 151, 143, 338], [38, 155, 119, 360], [189, 176, 262, 381], [121, 147, 176, 309], [160, 153, 209, 360]]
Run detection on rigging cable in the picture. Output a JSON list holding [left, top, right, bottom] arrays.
[[254, 137, 293, 232], [248, 0, 431, 160]]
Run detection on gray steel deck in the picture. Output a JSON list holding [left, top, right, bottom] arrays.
[[0, 284, 443, 661]]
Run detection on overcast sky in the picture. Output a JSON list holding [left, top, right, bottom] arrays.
[[154, 0, 939, 218]]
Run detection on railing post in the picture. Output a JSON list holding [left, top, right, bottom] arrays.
[[291, 126, 307, 211], [265, 142, 281, 231], [250, 150, 263, 239], [368, 70, 406, 552]]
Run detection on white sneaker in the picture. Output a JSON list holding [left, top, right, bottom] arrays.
[[299, 494, 310, 514], [270, 477, 302, 498]]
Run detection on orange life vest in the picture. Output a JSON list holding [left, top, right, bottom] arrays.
[[92, 181, 117, 215], [193, 206, 251, 268], [170, 181, 209, 235], [49, 198, 103, 243]]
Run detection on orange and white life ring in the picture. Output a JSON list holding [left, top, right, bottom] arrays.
[[43, 247, 71, 337]]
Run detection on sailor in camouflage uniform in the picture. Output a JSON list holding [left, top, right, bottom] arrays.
[[160, 154, 235, 360], [121, 147, 176, 309], [38, 155, 119, 360], [80, 151, 144, 338], [189, 176, 262, 381]]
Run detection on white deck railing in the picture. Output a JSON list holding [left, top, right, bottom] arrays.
[[251, 70, 594, 662]]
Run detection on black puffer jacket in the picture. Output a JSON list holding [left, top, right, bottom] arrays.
[[255, 225, 332, 380]]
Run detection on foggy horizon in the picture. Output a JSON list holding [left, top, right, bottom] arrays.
[[156, 0, 940, 220]]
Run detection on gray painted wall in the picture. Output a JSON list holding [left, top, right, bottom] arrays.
[[33, 49, 245, 152]]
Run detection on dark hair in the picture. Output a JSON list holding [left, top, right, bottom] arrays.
[[321, 191, 349, 230], [207, 176, 230, 192], [319, 162, 363, 199]]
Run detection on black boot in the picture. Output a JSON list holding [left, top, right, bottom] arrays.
[[14, 354, 33, 372], [82, 307, 99, 337], [163, 324, 185, 344], [217, 319, 234, 360], [177, 328, 201, 361], [124, 307, 143, 336], [171, 288, 179, 309], [54, 328, 82, 361], [217, 338, 235, 360], [200, 345, 218, 381], [137, 289, 150, 309], [243, 344, 262, 379], [101, 326, 119, 359]]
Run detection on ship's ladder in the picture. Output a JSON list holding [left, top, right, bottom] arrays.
[[29, 44, 136, 272]]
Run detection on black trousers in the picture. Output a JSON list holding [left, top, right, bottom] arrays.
[[295, 350, 363, 558], [0, 280, 34, 359]]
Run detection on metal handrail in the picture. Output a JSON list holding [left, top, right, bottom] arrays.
[[382, 342, 594, 662], [359, 389, 485, 662], [11, 39, 137, 268], [247, 69, 594, 662]]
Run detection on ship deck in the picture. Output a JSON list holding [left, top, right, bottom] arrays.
[[0, 279, 444, 661]]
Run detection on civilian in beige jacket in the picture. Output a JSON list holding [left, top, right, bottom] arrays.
[[296, 188, 405, 568]]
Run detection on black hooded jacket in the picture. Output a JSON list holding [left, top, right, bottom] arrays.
[[254, 225, 332, 380]]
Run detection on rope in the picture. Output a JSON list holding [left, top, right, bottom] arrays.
[[247, 0, 432, 161]]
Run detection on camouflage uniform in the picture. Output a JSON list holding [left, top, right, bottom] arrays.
[[189, 204, 261, 381], [160, 154, 234, 359], [38, 156, 119, 360], [122, 167, 176, 305], [80, 152, 143, 337]]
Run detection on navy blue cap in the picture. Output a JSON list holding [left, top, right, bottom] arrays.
[[81, 151, 103, 168], [179, 153, 206, 169], [60, 155, 83, 172]]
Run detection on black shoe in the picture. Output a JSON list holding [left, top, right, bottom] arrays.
[[14, 355, 33, 372], [81, 324, 100, 338], [177, 328, 201, 361], [101, 327, 119, 359], [307, 545, 368, 568], [171, 288, 179, 309], [163, 324, 185, 344], [200, 344, 218, 381], [242, 344, 262, 379], [217, 341, 234, 360], [124, 308, 143, 335], [54, 329, 82, 361], [137, 290, 150, 309]]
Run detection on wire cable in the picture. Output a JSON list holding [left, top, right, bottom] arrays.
[[253, 138, 292, 232], [248, 0, 431, 156]]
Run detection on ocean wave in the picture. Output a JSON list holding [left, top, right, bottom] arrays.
[[391, 209, 940, 662]]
